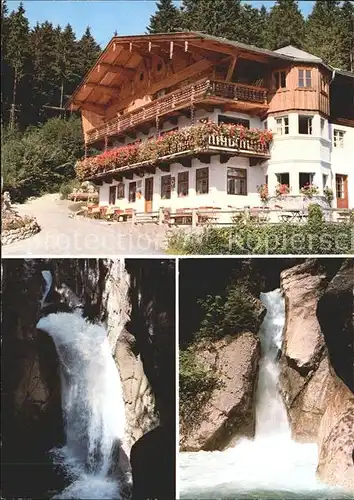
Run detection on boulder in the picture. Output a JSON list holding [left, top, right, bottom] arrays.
[[181, 331, 261, 451], [281, 260, 327, 370]]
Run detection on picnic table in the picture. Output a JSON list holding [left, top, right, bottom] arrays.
[[197, 206, 221, 224], [279, 210, 308, 223], [337, 210, 351, 223]]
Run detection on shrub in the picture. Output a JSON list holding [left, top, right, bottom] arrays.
[[60, 180, 80, 200], [308, 203, 324, 225], [300, 184, 319, 197], [167, 219, 353, 255], [323, 187, 334, 206], [2, 117, 85, 203], [196, 284, 259, 341]]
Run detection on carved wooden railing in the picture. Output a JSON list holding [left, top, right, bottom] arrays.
[[208, 133, 270, 155], [208, 81, 268, 104], [86, 79, 269, 144]]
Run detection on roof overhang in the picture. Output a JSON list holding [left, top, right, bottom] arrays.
[[66, 31, 354, 113]]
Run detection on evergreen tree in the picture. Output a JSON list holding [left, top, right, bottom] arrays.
[[147, 0, 181, 33], [1, 0, 10, 125], [238, 4, 269, 47], [305, 1, 345, 68], [180, 0, 243, 41], [5, 2, 31, 129], [265, 0, 305, 50], [340, 0, 354, 71], [30, 21, 61, 123], [56, 24, 80, 110], [77, 27, 101, 76]]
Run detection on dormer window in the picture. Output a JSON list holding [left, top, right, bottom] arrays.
[[274, 70, 287, 90], [298, 69, 312, 88]]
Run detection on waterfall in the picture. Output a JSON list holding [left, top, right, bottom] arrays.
[[180, 289, 350, 499], [37, 271, 127, 499], [41, 270, 53, 308], [255, 290, 290, 439]]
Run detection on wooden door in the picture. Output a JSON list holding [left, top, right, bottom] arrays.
[[145, 177, 154, 212], [336, 174, 348, 209]]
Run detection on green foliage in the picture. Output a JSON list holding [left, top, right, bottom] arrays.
[[323, 187, 334, 206], [2, 117, 84, 202], [196, 283, 259, 341], [181, 0, 243, 40], [264, 0, 305, 50], [305, 0, 347, 69], [2, 2, 100, 129], [308, 203, 324, 226], [179, 347, 220, 434], [340, 0, 354, 72], [167, 218, 354, 255], [59, 179, 80, 200]]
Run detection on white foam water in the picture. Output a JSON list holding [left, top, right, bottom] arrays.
[[37, 310, 126, 499], [180, 289, 351, 499]]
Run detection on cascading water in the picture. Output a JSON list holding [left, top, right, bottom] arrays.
[[37, 270, 127, 499], [180, 289, 351, 499]]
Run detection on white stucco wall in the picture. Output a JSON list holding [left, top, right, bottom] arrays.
[[99, 155, 266, 212], [328, 122, 354, 208]]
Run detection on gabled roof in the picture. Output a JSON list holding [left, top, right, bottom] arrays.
[[66, 31, 354, 111], [274, 45, 322, 62]]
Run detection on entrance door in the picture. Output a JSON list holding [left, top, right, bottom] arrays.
[[336, 174, 348, 209], [145, 177, 154, 212]]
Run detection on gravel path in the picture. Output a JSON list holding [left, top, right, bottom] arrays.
[[2, 194, 169, 256]]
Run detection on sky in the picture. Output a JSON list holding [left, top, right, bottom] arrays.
[[7, 1, 315, 48]]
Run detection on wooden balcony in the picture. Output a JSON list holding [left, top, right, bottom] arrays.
[[85, 79, 268, 145], [82, 128, 271, 183]]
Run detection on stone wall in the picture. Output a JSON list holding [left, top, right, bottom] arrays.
[[2, 219, 40, 245]]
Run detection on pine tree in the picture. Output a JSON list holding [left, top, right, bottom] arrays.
[[1, 0, 10, 125], [147, 0, 181, 33], [180, 0, 243, 41], [265, 0, 305, 50], [56, 24, 80, 111], [30, 21, 61, 123], [5, 2, 31, 129], [305, 0, 345, 68], [238, 4, 269, 47], [340, 0, 354, 71], [77, 27, 101, 76]]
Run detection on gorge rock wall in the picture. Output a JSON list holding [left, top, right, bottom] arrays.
[[1, 258, 174, 497], [279, 258, 354, 490]]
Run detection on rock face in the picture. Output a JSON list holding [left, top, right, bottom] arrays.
[[116, 328, 157, 450], [2, 258, 175, 498], [181, 332, 261, 451], [1, 260, 64, 499], [279, 260, 329, 442], [279, 258, 354, 490], [316, 259, 354, 490], [317, 376, 354, 490]]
